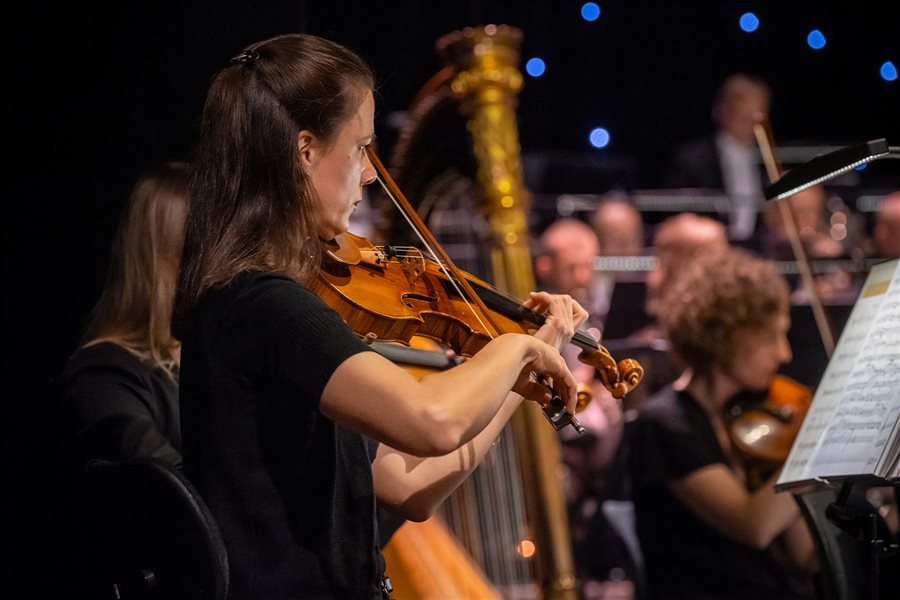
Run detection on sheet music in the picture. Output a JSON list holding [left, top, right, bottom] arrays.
[[778, 259, 900, 486], [807, 261, 900, 476]]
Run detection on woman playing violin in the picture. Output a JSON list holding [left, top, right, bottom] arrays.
[[173, 33, 584, 600], [619, 248, 818, 600]]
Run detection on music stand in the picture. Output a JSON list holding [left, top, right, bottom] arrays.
[[766, 139, 899, 600]]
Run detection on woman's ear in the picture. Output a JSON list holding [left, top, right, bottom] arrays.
[[297, 130, 316, 172]]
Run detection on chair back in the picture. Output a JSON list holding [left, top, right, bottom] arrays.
[[83, 457, 229, 600]]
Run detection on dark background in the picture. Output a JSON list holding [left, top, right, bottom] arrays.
[[5, 1, 898, 590]]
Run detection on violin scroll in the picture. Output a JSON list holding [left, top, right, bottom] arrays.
[[576, 347, 645, 400]]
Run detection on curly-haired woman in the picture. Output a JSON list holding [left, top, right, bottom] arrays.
[[621, 248, 817, 600]]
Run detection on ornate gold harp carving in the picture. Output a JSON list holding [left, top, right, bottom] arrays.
[[378, 24, 577, 599]]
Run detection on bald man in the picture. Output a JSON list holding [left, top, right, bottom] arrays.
[[645, 212, 730, 319], [534, 218, 601, 308], [591, 196, 645, 257], [533, 217, 612, 407], [608, 213, 731, 414], [535, 218, 635, 597]]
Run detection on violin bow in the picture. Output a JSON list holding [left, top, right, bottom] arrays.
[[753, 117, 836, 357], [366, 146, 506, 339]]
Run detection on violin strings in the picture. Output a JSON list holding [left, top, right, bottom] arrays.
[[372, 168, 561, 587], [374, 175, 496, 338]]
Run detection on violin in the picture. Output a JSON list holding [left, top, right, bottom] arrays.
[[727, 374, 813, 489], [313, 230, 644, 432], [312, 147, 643, 434]]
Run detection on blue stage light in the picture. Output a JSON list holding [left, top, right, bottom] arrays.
[[807, 29, 826, 50], [525, 57, 546, 77], [880, 60, 897, 82], [589, 127, 610, 149], [581, 2, 601, 22], [739, 12, 759, 33]]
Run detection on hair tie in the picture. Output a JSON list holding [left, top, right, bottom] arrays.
[[230, 50, 259, 65]]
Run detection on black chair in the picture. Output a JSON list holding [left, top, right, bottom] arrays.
[[81, 457, 229, 600]]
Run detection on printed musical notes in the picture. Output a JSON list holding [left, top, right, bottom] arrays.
[[778, 258, 900, 490]]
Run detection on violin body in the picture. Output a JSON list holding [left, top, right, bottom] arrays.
[[728, 374, 813, 488], [316, 231, 498, 357], [314, 231, 644, 402]]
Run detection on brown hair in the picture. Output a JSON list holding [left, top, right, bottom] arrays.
[[174, 33, 375, 332], [83, 161, 191, 377], [660, 248, 789, 377]]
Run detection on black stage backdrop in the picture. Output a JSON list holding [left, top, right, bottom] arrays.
[[5, 1, 898, 591]]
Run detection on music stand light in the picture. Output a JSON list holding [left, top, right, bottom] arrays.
[[764, 138, 895, 201]]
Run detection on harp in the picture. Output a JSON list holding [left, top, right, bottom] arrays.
[[377, 24, 578, 599]]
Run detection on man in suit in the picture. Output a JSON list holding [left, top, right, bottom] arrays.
[[661, 73, 772, 246]]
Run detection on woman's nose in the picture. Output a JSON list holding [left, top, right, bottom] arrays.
[[361, 155, 377, 186], [779, 334, 793, 364]]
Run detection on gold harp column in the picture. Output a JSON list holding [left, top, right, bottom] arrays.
[[436, 25, 578, 599]]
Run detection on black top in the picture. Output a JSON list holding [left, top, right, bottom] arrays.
[[62, 341, 181, 468], [179, 272, 384, 599], [623, 385, 813, 600]]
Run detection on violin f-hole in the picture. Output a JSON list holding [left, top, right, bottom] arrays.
[[401, 292, 440, 306]]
